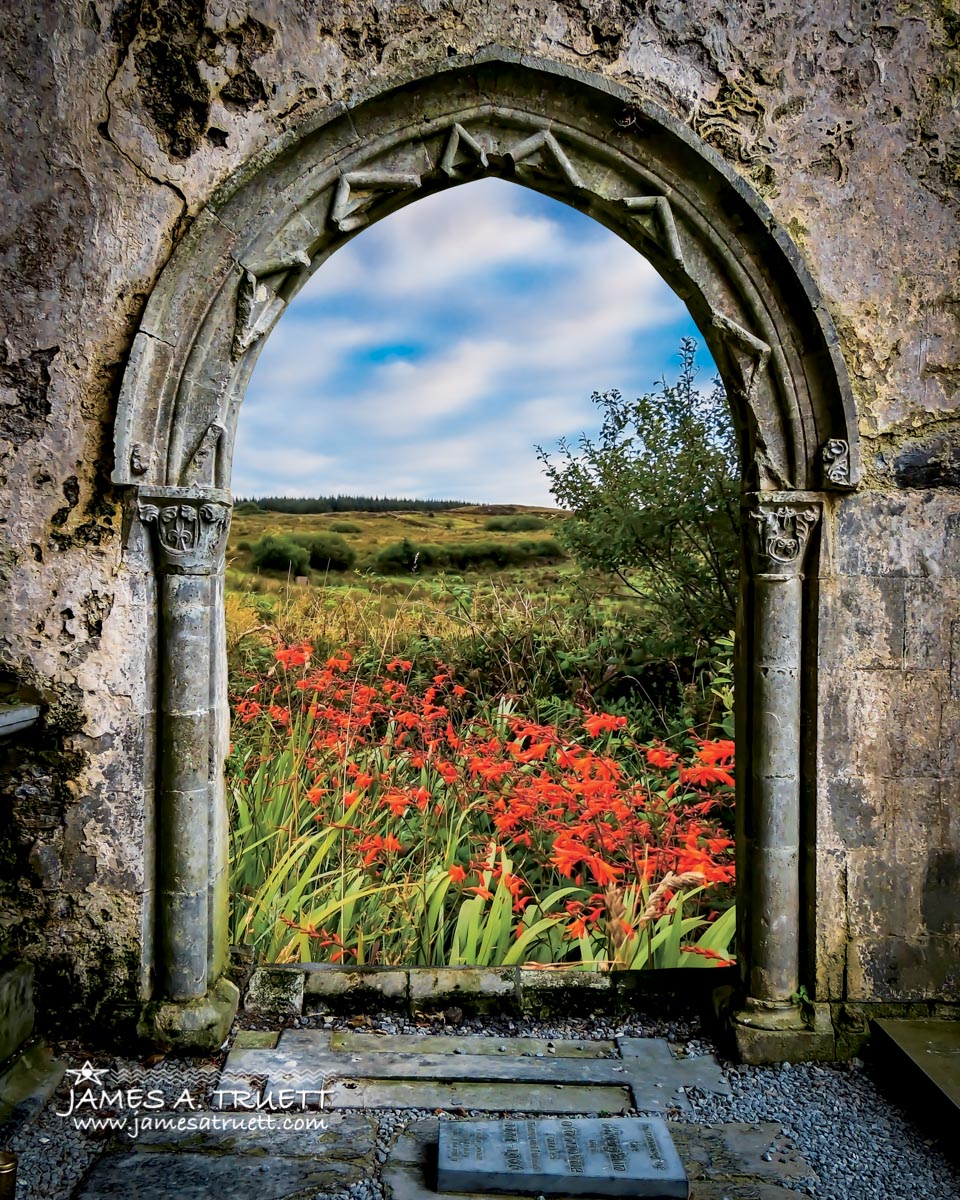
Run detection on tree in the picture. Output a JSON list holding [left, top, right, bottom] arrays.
[[537, 338, 738, 658]]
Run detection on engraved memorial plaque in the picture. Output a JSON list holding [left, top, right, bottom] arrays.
[[436, 1116, 689, 1198]]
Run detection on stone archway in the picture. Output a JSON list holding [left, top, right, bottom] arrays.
[[114, 54, 859, 1053]]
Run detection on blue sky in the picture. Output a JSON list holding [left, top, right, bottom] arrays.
[[235, 178, 714, 506]]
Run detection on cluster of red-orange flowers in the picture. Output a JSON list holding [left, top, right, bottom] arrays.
[[232, 645, 736, 949]]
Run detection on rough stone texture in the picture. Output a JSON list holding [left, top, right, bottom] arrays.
[[0, 2, 957, 1038], [244, 965, 305, 1016], [76, 1111, 377, 1199], [0, 962, 34, 1062]]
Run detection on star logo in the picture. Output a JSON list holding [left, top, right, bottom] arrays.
[[65, 1061, 110, 1088]]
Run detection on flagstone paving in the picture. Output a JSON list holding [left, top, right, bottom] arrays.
[[4, 1013, 960, 1199], [216, 1029, 732, 1115], [72, 1032, 794, 1199]]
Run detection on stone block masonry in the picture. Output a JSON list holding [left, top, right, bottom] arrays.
[[0, 2, 957, 1054]]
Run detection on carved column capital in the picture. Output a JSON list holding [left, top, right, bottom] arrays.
[[748, 497, 820, 578], [137, 487, 232, 575]]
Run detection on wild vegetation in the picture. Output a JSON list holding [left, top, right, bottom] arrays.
[[226, 339, 738, 969]]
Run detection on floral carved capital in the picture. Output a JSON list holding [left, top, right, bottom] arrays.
[[749, 502, 820, 577], [138, 490, 231, 575]]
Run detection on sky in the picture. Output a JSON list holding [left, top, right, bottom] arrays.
[[234, 177, 715, 506]]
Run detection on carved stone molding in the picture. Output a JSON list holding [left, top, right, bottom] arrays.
[[331, 170, 422, 233], [712, 312, 772, 400], [440, 123, 489, 178], [113, 63, 859, 508], [749, 500, 820, 577], [620, 196, 684, 267], [822, 438, 853, 488], [138, 489, 231, 575], [505, 129, 584, 188]]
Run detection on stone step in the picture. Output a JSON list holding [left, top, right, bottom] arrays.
[[0, 1041, 66, 1125], [871, 1018, 960, 1130], [217, 1030, 730, 1115], [329, 1030, 619, 1058]]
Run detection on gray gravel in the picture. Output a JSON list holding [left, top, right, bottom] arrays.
[[4, 1012, 958, 1200]]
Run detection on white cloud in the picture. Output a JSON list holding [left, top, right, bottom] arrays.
[[237, 178, 707, 502], [313, 180, 560, 300]]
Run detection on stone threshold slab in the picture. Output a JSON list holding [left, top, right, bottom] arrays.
[[330, 1030, 619, 1057], [247, 964, 738, 1019], [217, 1031, 730, 1114], [74, 1111, 378, 1200], [324, 1079, 634, 1113], [871, 1017, 960, 1118]]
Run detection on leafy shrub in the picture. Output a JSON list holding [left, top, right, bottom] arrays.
[[373, 537, 419, 573], [484, 515, 548, 532], [290, 532, 356, 572], [374, 537, 564, 574], [251, 534, 310, 575], [538, 337, 738, 659], [234, 501, 262, 515], [328, 521, 362, 534]]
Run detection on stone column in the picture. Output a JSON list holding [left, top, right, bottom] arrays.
[[734, 495, 822, 1059], [136, 487, 239, 1048]]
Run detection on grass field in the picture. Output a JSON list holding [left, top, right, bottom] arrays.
[[229, 503, 564, 577], [224, 504, 737, 969]]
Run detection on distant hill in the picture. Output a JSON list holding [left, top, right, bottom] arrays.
[[234, 495, 472, 515]]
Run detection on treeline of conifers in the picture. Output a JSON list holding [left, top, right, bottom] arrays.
[[234, 496, 471, 514]]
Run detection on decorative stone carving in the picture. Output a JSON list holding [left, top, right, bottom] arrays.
[[440, 123, 489, 177], [331, 170, 422, 233], [620, 196, 684, 267], [822, 438, 852, 487], [711, 312, 771, 399], [233, 255, 310, 358], [505, 130, 583, 188], [181, 420, 225, 486], [129, 443, 148, 475], [138, 493, 231, 575], [749, 502, 819, 576]]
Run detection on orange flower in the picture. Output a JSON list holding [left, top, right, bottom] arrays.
[[275, 643, 311, 669], [646, 744, 679, 769], [582, 712, 628, 738], [383, 792, 409, 817], [448, 864, 467, 883], [679, 764, 735, 788], [696, 739, 735, 766]]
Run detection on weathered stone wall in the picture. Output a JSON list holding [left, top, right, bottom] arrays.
[[1, 0, 957, 1032]]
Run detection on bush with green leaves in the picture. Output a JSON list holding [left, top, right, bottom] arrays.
[[290, 532, 356, 572], [373, 537, 564, 575], [328, 521, 362, 534], [251, 534, 310, 575], [538, 337, 738, 659], [484, 515, 548, 532]]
